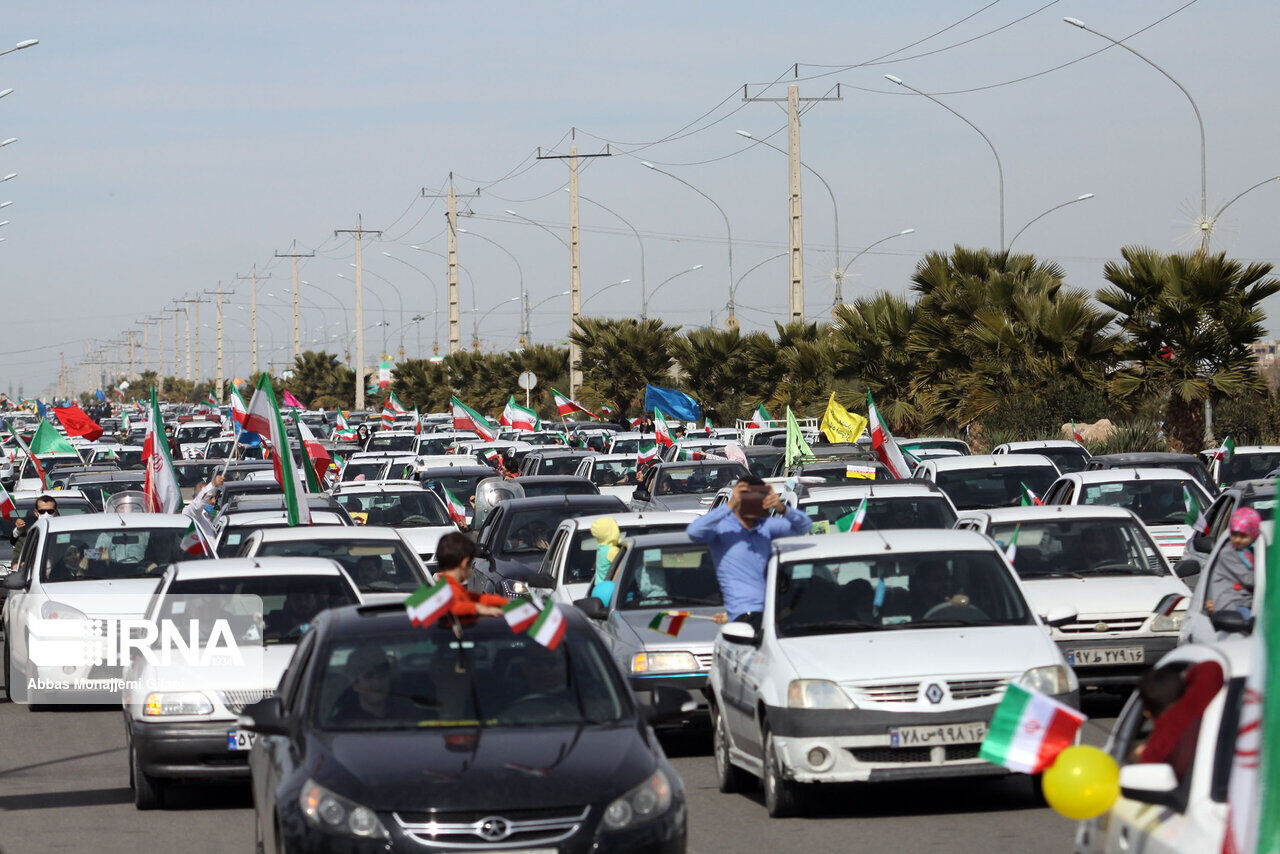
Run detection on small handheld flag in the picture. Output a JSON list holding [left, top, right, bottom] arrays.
[[647, 611, 689, 637], [1183, 485, 1207, 533], [834, 496, 868, 532], [1005, 525, 1021, 562], [503, 598, 541, 633], [527, 603, 567, 650], [1019, 483, 1043, 507], [978, 684, 1086, 774], [405, 579, 455, 627]]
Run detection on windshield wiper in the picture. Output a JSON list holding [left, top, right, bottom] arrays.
[[782, 619, 880, 634], [637, 595, 722, 607], [1025, 570, 1087, 580], [912, 619, 1002, 629]]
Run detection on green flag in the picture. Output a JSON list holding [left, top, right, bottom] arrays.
[[784, 406, 814, 469], [29, 420, 76, 455]]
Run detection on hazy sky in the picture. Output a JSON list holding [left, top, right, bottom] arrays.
[[5, 0, 1279, 394]]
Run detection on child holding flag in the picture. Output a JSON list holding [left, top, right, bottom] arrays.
[[434, 532, 509, 620], [1205, 507, 1261, 620]]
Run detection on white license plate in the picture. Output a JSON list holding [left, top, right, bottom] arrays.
[[1066, 647, 1145, 666], [469, 850, 557, 854], [227, 729, 256, 751], [889, 721, 987, 747]]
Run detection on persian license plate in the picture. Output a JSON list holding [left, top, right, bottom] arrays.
[[889, 721, 987, 747], [1066, 646, 1145, 666], [227, 729, 256, 751]]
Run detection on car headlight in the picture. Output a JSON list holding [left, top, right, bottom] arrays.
[[602, 770, 674, 831], [143, 692, 214, 716], [1018, 665, 1078, 695], [1151, 612, 1185, 633], [787, 679, 855, 710], [40, 601, 86, 620], [503, 578, 529, 597], [631, 652, 699, 674], [300, 778, 388, 839]]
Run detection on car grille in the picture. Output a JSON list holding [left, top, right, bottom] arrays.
[[846, 682, 920, 704], [219, 690, 274, 714], [947, 677, 1008, 700], [694, 652, 714, 670], [1057, 617, 1147, 634], [846, 676, 1014, 705], [849, 744, 983, 764], [393, 805, 589, 849]]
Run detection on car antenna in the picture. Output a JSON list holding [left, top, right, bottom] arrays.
[[876, 530, 892, 551]]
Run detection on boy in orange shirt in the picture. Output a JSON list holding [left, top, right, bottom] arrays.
[[435, 532, 508, 619]]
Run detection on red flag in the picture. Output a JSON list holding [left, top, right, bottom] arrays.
[[53, 405, 104, 441]]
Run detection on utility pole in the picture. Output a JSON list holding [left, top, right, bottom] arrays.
[[422, 178, 480, 357], [171, 307, 181, 384], [192, 294, 209, 382], [212, 286, 230, 402], [157, 313, 166, 392], [275, 242, 314, 361], [236, 266, 271, 377], [58, 352, 66, 400], [334, 215, 382, 410], [176, 298, 196, 382], [742, 74, 842, 323], [536, 136, 612, 398], [125, 330, 137, 378]]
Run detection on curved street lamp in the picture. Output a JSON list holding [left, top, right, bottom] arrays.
[[1007, 195, 1094, 250], [580, 278, 633, 311], [643, 265, 702, 320]]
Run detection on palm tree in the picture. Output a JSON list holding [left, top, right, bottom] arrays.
[[765, 321, 834, 416], [671, 327, 774, 423], [570, 318, 679, 420], [1099, 247, 1279, 452], [392, 359, 451, 411], [830, 294, 921, 432], [288, 351, 353, 409]]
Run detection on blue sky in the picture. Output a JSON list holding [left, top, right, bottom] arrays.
[[4, 1, 1279, 393]]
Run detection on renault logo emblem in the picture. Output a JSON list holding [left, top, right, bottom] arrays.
[[925, 683, 944, 704], [1093, 622, 1110, 633], [477, 817, 512, 841]]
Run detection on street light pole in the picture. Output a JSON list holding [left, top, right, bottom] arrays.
[[474, 296, 521, 350], [836, 229, 916, 309], [383, 251, 441, 355], [886, 74, 1005, 251], [1007, 195, 1094, 250], [573, 190, 645, 312], [643, 265, 703, 320], [580, 278, 633, 310], [456, 228, 525, 343]]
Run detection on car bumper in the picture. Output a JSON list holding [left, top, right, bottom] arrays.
[[1057, 635, 1180, 688], [765, 693, 1078, 784], [629, 675, 710, 727], [128, 716, 250, 781]]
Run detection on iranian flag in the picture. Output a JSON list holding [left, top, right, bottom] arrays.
[[230, 387, 248, 427], [503, 598, 541, 633], [867, 393, 911, 479], [387, 391, 406, 413], [297, 419, 330, 493], [141, 387, 182, 514], [1184, 485, 1208, 533], [648, 611, 688, 637], [1004, 525, 1021, 562], [503, 396, 540, 432], [451, 396, 497, 441], [747, 404, 772, 429], [551, 388, 593, 418], [0, 480, 14, 521], [405, 579, 455, 627], [207, 391, 219, 409], [178, 504, 213, 557], [654, 409, 674, 448], [1215, 435, 1237, 462], [526, 603, 567, 650], [1020, 483, 1043, 507], [1071, 421, 1084, 443], [834, 497, 869, 532], [381, 398, 396, 428], [637, 442, 658, 467], [242, 376, 312, 526], [442, 486, 468, 526], [978, 683, 1086, 774], [4, 418, 48, 489], [704, 418, 714, 437], [332, 411, 358, 441], [412, 407, 422, 435]]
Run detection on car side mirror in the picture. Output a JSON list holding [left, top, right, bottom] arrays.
[[525, 574, 555, 590], [2, 572, 26, 591], [638, 685, 698, 725], [1174, 558, 1201, 580], [472, 543, 491, 559], [238, 696, 288, 736], [1191, 534, 1213, 553], [632, 487, 650, 502], [1119, 763, 1184, 810], [1210, 609, 1254, 635], [1042, 606, 1078, 628], [720, 621, 760, 646], [573, 597, 608, 621]]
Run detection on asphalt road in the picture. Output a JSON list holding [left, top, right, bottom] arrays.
[[0, 639, 1120, 854]]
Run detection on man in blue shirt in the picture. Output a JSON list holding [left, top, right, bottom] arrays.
[[687, 474, 812, 626]]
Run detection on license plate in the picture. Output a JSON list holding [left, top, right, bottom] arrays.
[[469, 850, 557, 854], [1066, 646, 1145, 666], [889, 721, 987, 747], [227, 729, 256, 751]]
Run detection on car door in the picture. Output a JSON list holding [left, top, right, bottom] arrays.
[[255, 628, 317, 848], [536, 527, 571, 606], [4, 528, 42, 668], [472, 506, 505, 592]]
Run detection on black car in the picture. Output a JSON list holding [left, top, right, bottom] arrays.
[[514, 475, 600, 498], [241, 605, 689, 854], [417, 465, 495, 518], [1085, 452, 1216, 496], [793, 459, 896, 484], [518, 450, 594, 477], [742, 446, 785, 478], [472, 494, 626, 596], [63, 470, 147, 511]]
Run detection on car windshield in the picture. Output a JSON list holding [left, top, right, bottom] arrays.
[[561, 523, 687, 584], [315, 629, 627, 730], [746, 450, 784, 478], [655, 464, 747, 496], [529, 456, 582, 476], [424, 476, 485, 507], [520, 480, 597, 498], [797, 464, 888, 485], [610, 438, 644, 455], [1079, 479, 1207, 526], [775, 550, 1032, 637], [934, 465, 1058, 510], [1037, 447, 1090, 474], [163, 575, 358, 644], [417, 437, 468, 455], [334, 491, 449, 527], [1221, 452, 1280, 486], [42, 527, 197, 583], [366, 434, 416, 453], [903, 439, 969, 454], [989, 519, 1165, 578], [524, 433, 568, 447], [176, 425, 221, 442], [254, 539, 425, 593], [591, 460, 642, 486], [173, 462, 224, 487], [15, 499, 94, 517], [92, 450, 143, 469], [616, 543, 721, 609], [341, 461, 388, 482], [802, 496, 956, 530], [23, 457, 79, 479]]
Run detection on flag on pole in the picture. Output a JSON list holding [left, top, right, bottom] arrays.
[[653, 410, 674, 448], [411, 407, 422, 436], [142, 387, 182, 514], [297, 419, 330, 493], [834, 497, 869, 532], [1020, 483, 1043, 507], [647, 611, 689, 637], [281, 390, 305, 409], [29, 421, 76, 455], [4, 419, 47, 489], [387, 391, 406, 413], [551, 388, 593, 418], [867, 393, 911, 479], [978, 683, 1086, 774], [381, 398, 396, 428], [704, 418, 714, 437], [243, 375, 312, 526], [1071, 421, 1084, 443], [451, 396, 498, 441], [0, 480, 15, 521], [442, 486, 468, 526], [1215, 435, 1237, 462], [527, 603, 567, 650], [502, 598, 541, 633], [53, 405, 104, 441], [747, 404, 772, 429], [1183, 485, 1208, 533], [819, 393, 869, 445], [637, 442, 658, 467], [783, 406, 814, 470], [179, 502, 215, 557], [404, 579, 455, 627], [207, 391, 219, 409], [1004, 525, 1021, 562], [230, 387, 248, 427], [503, 396, 540, 431]]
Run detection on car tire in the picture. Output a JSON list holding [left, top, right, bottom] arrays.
[[1, 627, 11, 703], [713, 703, 752, 794], [1027, 772, 1047, 806], [762, 727, 803, 818], [131, 742, 166, 810]]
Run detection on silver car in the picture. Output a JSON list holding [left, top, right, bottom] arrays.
[[628, 460, 748, 515]]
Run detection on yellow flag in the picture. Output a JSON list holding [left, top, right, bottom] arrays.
[[820, 393, 869, 444]]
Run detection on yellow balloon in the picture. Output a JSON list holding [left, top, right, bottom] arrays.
[[1041, 745, 1120, 820]]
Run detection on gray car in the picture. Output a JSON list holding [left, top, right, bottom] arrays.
[[628, 460, 748, 514], [573, 532, 722, 725]]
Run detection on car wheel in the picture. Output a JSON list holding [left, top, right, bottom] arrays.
[[762, 727, 803, 818], [713, 703, 752, 794], [1, 627, 11, 702], [131, 741, 166, 810]]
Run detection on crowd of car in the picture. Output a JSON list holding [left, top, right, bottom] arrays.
[[0, 404, 1271, 852]]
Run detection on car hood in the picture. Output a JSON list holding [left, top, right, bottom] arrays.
[[40, 577, 162, 617], [649, 494, 715, 513], [131, 644, 295, 703], [1147, 524, 1192, 558], [1020, 574, 1189, 618], [615, 607, 724, 649], [774, 625, 1058, 683], [599, 485, 636, 503], [491, 554, 545, 579], [396, 526, 454, 558], [310, 723, 655, 811]]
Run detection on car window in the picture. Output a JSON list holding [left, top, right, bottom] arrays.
[[254, 540, 426, 593], [520, 480, 599, 498], [539, 529, 568, 577], [1240, 493, 1277, 526], [423, 476, 485, 507], [277, 628, 317, 712], [1206, 496, 1236, 542], [1039, 447, 1090, 474], [802, 497, 956, 530], [1080, 479, 1207, 526], [1220, 452, 1280, 485], [654, 464, 747, 496], [590, 460, 642, 486], [365, 434, 417, 453], [166, 574, 357, 645], [41, 527, 199, 583], [934, 465, 1059, 510], [616, 543, 720, 610], [333, 491, 449, 528], [341, 461, 389, 482], [499, 510, 573, 555], [988, 519, 1165, 578], [15, 528, 39, 576], [563, 523, 687, 585]]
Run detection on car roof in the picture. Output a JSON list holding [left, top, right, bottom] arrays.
[[42, 512, 190, 532], [582, 454, 638, 462], [168, 557, 349, 579], [559, 511, 695, 530], [515, 475, 596, 485], [927, 453, 1057, 471], [251, 526, 405, 542], [323, 600, 595, 639], [799, 483, 943, 500], [1066, 467, 1202, 483], [492, 494, 623, 512], [651, 459, 748, 470], [1089, 452, 1200, 463], [963, 505, 1139, 524], [220, 510, 347, 527], [418, 465, 494, 476], [997, 440, 1087, 451], [619, 531, 697, 548], [774, 527, 997, 560], [331, 480, 424, 494]]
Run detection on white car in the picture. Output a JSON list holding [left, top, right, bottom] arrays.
[[710, 528, 1077, 817], [992, 439, 1091, 474], [900, 436, 971, 456], [14, 452, 81, 491], [1211, 443, 1280, 486], [1074, 639, 1247, 854], [575, 453, 644, 503], [956, 505, 1190, 689], [1041, 468, 1212, 562], [608, 432, 650, 456], [123, 557, 362, 809], [212, 505, 350, 556], [1, 513, 198, 705], [340, 452, 417, 483], [363, 429, 418, 454], [794, 481, 959, 531], [328, 480, 458, 563], [85, 443, 144, 468], [236, 525, 431, 604], [1179, 528, 1268, 645], [911, 453, 1061, 511], [661, 437, 731, 463]]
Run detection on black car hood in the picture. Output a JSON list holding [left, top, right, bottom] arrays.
[[308, 722, 655, 811], [491, 554, 544, 579]]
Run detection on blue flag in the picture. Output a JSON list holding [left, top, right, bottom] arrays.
[[35, 400, 48, 419], [644, 385, 701, 422], [95, 389, 107, 402]]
